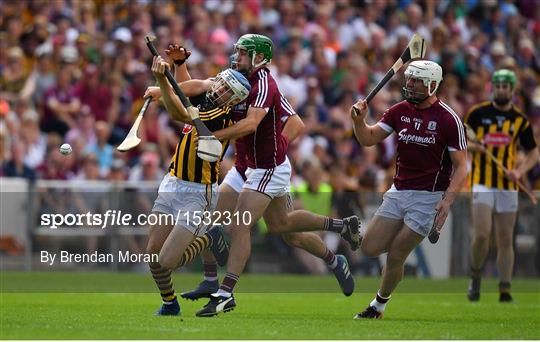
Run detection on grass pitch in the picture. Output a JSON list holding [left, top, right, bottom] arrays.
[[1, 272, 539, 339]]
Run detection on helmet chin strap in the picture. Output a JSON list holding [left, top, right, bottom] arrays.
[[251, 53, 268, 69]]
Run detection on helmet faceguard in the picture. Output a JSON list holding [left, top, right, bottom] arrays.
[[402, 60, 443, 104], [207, 68, 251, 107]]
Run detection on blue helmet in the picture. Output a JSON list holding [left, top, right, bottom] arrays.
[[208, 68, 251, 107]]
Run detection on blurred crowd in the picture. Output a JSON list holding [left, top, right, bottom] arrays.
[[1, 0, 539, 188]]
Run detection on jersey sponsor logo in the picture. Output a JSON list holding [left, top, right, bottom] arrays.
[[398, 128, 436, 146], [483, 132, 511, 146], [401, 116, 411, 123], [428, 121, 437, 131], [482, 118, 492, 125], [182, 124, 193, 134]]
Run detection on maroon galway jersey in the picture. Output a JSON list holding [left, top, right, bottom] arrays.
[[378, 100, 467, 191], [235, 68, 295, 170]]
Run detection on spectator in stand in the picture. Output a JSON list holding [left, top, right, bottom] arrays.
[[3, 141, 36, 181], [85, 121, 114, 177], [20, 109, 47, 169], [72, 64, 113, 123], [41, 63, 80, 137], [0, 47, 34, 105], [65, 105, 96, 146], [128, 151, 163, 182]]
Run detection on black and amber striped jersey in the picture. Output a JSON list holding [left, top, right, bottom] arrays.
[[168, 93, 233, 184], [464, 101, 537, 190]]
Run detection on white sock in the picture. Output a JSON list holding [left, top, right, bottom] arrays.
[[204, 276, 218, 281], [215, 289, 232, 297], [370, 292, 390, 312], [328, 258, 338, 270]]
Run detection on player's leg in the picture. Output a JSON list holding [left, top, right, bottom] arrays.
[[360, 215, 403, 257], [269, 209, 361, 250], [196, 189, 272, 317], [493, 190, 518, 302], [493, 212, 516, 302], [359, 189, 405, 257], [355, 189, 441, 319], [355, 224, 423, 319], [147, 174, 180, 315], [146, 220, 179, 315], [197, 161, 292, 317], [182, 184, 240, 300], [468, 192, 494, 301], [158, 225, 198, 270], [265, 196, 354, 296]]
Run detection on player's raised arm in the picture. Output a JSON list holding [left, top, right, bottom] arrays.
[[165, 44, 192, 82], [151, 55, 191, 123], [144, 79, 213, 103], [350, 99, 392, 146]]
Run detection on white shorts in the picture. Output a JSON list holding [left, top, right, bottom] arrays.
[[243, 157, 291, 199], [152, 173, 218, 236], [375, 185, 444, 237], [222, 166, 246, 193], [472, 184, 518, 213]]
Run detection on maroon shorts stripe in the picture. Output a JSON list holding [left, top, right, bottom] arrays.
[[257, 169, 271, 192], [259, 168, 275, 193]]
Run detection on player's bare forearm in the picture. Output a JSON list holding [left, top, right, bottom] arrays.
[[352, 120, 389, 146], [445, 149, 468, 204], [516, 148, 539, 176], [174, 63, 191, 82], [282, 115, 305, 142], [180, 79, 213, 97], [155, 75, 191, 123], [213, 118, 256, 141], [351, 99, 387, 146], [214, 107, 266, 141], [353, 121, 374, 146]]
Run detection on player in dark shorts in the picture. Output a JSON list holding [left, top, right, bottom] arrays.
[[350, 60, 468, 319], [465, 69, 538, 303]]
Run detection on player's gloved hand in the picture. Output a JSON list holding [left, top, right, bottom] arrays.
[[165, 44, 192, 65], [144, 86, 162, 101], [351, 99, 368, 121], [151, 56, 170, 79]]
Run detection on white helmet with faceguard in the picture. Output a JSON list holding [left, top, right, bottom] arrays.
[[207, 68, 251, 107], [402, 60, 443, 104]]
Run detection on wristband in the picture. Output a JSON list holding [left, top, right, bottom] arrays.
[[173, 59, 186, 66]]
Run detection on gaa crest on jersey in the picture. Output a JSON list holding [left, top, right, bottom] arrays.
[[182, 124, 193, 134], [427, 121, 437, 131]]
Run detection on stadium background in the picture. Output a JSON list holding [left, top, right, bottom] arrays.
[[0, 0, 539, 339]]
